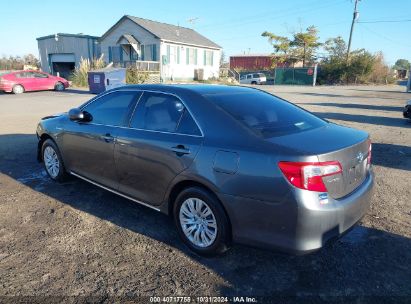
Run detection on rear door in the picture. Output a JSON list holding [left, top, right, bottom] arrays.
[[115, 91, 203, 206], [14, 72, 33, 91], [62, 90, 141, 188]]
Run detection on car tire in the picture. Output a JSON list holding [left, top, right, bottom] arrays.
[[54, 82, 65, 91], [251, 81, 257, 85], [173, 187, 231, 256], [41, 139, 68, 182], [12, 84, 24, 94]]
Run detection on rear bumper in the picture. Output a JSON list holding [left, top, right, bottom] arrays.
[[0, 83, 13, 92], [219, 171, 374, 254]]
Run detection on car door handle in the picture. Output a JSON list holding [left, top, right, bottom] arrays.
[[171, 145, 190, 156], [101, 133, 114, 143]]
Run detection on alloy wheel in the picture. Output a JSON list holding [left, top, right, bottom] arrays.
[[179, 198, 218, 247], [43, 146, 60, 178]]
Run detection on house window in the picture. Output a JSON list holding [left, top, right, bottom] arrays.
[[204, 50, 214, 66], [109, 46, 123, 63], [130, 47, 138, 60], [167, 45, 179, 64], [141, 44, 157, 61], [186, 48, 197, 65]]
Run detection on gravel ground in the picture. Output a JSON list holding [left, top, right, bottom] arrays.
[[0, 85, 410, 303]]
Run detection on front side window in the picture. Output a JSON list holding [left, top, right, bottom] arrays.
[[33, 72, 48, 78], [83, 91, 140, 126], [130, 92, 200, 135]]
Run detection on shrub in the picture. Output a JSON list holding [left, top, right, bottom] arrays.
[[70, 55, 106, 87], [126, 67, 150, 84]]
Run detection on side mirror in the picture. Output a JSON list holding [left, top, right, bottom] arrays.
[[68, 108, 91, 122]]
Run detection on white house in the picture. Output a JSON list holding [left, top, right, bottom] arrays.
[[99, 15, 222, 81]]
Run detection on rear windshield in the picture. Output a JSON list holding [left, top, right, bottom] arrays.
[[205, 90, 327, 138]]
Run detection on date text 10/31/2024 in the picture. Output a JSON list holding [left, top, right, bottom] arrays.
[[149, 296, 258, 303]]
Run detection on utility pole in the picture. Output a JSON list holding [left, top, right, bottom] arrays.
[[346, 0, 360, 62]]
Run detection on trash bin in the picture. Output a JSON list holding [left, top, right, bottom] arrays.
[[88, 68, 126, 94]]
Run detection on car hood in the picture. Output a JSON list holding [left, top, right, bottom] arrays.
[[41, 112, 66, 120]]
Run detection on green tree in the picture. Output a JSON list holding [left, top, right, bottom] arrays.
[[23, 54, 40, 67], [324, 36, 347, 59], [261, 32, 291, 66], [346, 49, 375, 83], [393, 58, 410, 70], [290, 25, 321, 67]]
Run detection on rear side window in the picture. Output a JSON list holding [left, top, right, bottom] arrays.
[[176, 109, 201, 136], [83, 91, 140, 126], [131, 92, 184, 132], [205, 90, 326, 138], [130, 92, 200, 135], [15, 72, 28, 78]]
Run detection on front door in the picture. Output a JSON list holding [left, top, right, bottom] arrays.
[[115, 91, 203, 206], [33, 72, 53, 90], [61, 90, 141, 189]]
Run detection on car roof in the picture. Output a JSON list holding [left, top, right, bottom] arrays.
[[114, 84, 260, 96]]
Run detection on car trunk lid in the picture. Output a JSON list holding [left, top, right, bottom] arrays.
[[269, 123, 370, 198], [318, 139, 370, 199]]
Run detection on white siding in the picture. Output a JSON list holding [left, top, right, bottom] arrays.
[[99, 19, 160, 63], [99, 18, 221, 81], [160, 42, 221, 81]]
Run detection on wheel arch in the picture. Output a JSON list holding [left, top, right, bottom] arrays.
[[13, 84, 25, 93], [37, 133, 55, 162], [55, 81, 64, 90], [166, 179, 233, 240]]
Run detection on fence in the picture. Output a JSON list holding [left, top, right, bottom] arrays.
[[119, 60, 160, 71], [274, 67, 317, 85], [238, 66, 317, 86]]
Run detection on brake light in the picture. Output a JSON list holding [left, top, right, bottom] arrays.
[[278, 161, 342, 192]]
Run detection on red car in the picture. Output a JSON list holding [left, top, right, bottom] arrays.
[[0, 70, 69, 94]]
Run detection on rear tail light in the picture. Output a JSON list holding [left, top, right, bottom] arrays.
[[278, 161, 342, 192]]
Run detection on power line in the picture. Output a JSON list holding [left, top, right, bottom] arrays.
[[358, 19, 411, 24], [359, 23, 411, 48], [196, 0, 345, 31]]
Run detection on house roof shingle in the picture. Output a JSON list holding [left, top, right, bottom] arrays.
[[102, 15, 221, 49]]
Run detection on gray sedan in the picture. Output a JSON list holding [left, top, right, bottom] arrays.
[[36, 84, 374, 256]]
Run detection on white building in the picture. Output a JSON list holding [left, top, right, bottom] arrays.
[[99, 15, 222, 81]]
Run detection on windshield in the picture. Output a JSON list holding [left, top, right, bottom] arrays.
[[205, 89, 327, 138]]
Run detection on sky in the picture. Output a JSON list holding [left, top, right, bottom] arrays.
[[0, 0, 410, 65]]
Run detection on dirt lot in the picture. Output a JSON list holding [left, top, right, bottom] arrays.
[[0, 85, 410, 302]]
